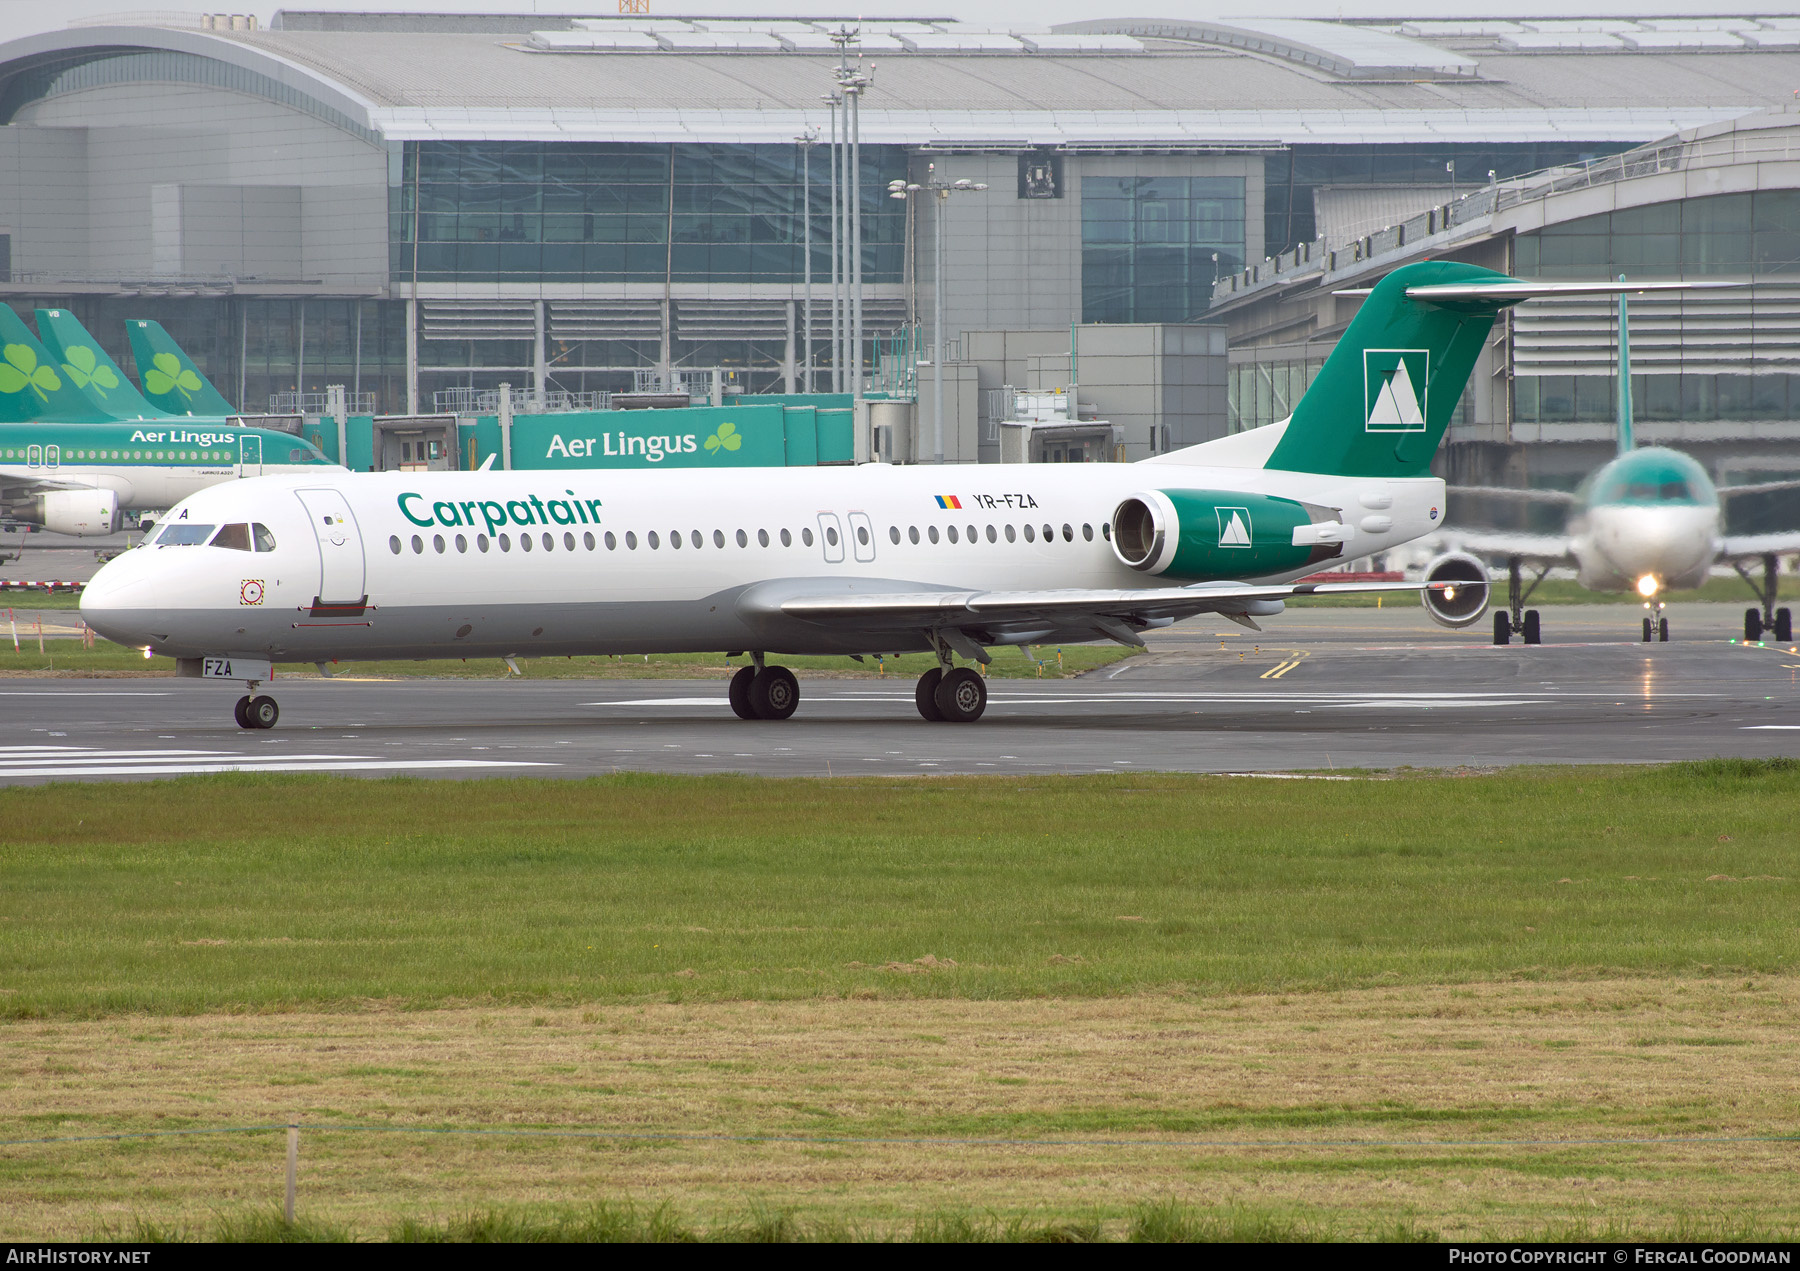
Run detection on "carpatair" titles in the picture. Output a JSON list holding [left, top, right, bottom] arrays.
[[398, 490, 603, 537]]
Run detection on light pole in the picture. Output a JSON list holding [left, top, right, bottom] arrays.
[[795, 128, 817, 394], [891, 164, 987, 463], [823, 92, 842, 393]]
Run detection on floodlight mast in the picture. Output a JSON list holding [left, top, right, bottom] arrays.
[[830, 27, 872, 414], [795, 128, 818, 394], [891, 165, 987, 463]]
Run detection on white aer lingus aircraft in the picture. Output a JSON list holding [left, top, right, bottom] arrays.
[[81, 261, 1675, 730]]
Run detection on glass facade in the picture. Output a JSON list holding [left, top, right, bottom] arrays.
[[391, 142, 908, 285], [1514, 191, 1800, 277], [1082, 177, 1245, 324], [1263, 143, 1632, 257], [1515, 374, 1800, 424]]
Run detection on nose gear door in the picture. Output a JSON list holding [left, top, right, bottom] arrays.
[[294, 488, 366, 608]]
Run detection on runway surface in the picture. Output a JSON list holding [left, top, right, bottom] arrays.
[[4, 602, 1796, 785]]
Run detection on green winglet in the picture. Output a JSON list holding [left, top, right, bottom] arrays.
[[123, 320, 237, 416], [1264, 260, 1522, 480], [34, 308, 161, 421], [0, 305, 109, 423]]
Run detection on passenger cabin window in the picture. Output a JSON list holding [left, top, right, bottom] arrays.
[[210, 524, 253, 552], [155, 523, 216, 546]]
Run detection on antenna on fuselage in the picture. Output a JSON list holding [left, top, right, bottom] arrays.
[[1617, 274, 1635, 456]]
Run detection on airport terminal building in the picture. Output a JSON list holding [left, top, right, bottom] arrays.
[[2, 10, 1799, 467]]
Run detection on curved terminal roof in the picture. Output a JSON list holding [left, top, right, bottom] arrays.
[[1, 13, 1796, 146]]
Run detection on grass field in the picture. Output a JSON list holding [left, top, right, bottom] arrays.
[[3, 763, 1800, 1239], [0, 639, 1132, 680]]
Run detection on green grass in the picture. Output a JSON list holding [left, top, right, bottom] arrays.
[[0, 639, 1130, 679], [0, 590, 84, 610], [4, 760, 1799, 1018]]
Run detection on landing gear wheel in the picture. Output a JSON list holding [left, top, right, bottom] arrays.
[[748, 666, 799, 721], [233, 695, 253, 729], [1492, 611, 1512, 646], [1522, 610, 1541, 645], [1643, 618, 1654, 643], [934, 667, 987, 723], [1745, 608, 1764, 642], [915, 667, 944, 721], [727, 665, 757, 720], [1658, 617, 1669, 643], [247, 695, 279, 729], [1776, 608, 1793, 644]]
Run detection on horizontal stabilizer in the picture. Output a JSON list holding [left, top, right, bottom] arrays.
[[1404, 279, 1743, 303]]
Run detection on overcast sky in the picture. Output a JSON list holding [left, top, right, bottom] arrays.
[[2, 0, 1789, 44]]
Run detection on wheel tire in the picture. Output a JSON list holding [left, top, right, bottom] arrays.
[[1746, 608, 1764, 641], [749, 666, 799, 721], [1522, 610, 1541, 645], [248, 695, 279, 729], [1643, 617, 1653, 642], [1776, 608, 1793, 644], [915, 668, 944, 721], [1492, 611, 1511, 646], [1658, 617, 1669, 643], [934, 667, 987, 723], [233, 695, 253, 729], [727, 665, 757, 720]]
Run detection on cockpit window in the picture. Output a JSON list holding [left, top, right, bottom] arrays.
[[211, 524, 253, 552], [153, 523, 215, 546], [253, 523, 277, 552]]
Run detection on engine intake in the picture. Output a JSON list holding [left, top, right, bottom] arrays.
[[1421, 551, 1491, 628], [35, 489, 123, 537]]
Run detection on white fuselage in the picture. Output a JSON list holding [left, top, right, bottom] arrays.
[[81, 461, 1446, 662]]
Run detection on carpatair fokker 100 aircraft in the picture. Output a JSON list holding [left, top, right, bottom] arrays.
[[1426, 284, 1800, 646], [0, 308, 339, 534], [81, 262, 1712, 731]]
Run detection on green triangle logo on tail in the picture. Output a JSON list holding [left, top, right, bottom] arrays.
[[124, 320, 237, 416]]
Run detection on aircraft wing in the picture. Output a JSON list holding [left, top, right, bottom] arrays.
[[0, 468, 106, 497], [763, 578, 1448, 647], [1719, 533, 1800, 560], [1431, 529, 1573, 561], [1451, 485, 1577, 506]]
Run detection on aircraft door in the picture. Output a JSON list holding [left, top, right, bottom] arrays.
[[294, 488, 367, 606], [817, 512, 845, 563], [847, 511, 876, 563], [26, 444, 40, 468], [45, 445, 58, 469], [239, 434, 262, 476]]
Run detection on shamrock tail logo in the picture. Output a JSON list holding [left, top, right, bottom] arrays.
[[703, 421, 742, 455], [0, 344, 61, 402], [144, 351, 203, 402], [61, 346, 119, 398]]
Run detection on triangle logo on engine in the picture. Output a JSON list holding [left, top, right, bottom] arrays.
[[1216, 506, 1252, 548]]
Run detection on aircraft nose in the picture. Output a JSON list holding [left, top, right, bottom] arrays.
[[79, 555, 156, 644]]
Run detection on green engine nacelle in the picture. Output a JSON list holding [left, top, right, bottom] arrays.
[[1110, 489, 1346, 581]]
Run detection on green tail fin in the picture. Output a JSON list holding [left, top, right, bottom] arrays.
[[0, 305, 110, 423], [124, 320, 238, 416], [34, 308, 161, 420], [1263, 260, 1513, 479]]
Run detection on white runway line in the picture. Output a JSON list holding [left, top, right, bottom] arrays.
[[0, 745, 555, 780], [1741, 725, 1800, 730]]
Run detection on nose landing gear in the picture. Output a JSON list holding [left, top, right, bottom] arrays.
[[233, 694, 279, 729]]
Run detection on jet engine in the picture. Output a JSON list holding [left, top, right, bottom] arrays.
[[1420, 551, 1491, 628], [1111, 489, 1344, 581], [36, 489, 123, 537]]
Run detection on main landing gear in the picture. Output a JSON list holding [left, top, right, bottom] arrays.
[[1736, 553, 1794, 643], [914, 634, 987, 723], [1492, 556, 1549, 646], [727, 654, 800, 721], [233, 693, 279, 730]]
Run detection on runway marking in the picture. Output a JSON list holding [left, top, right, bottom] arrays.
[[1260, 651, 1310, 680], [0, 745, 554, 781], [0, 691, 171, 697], [1741, 725, 1800, 730]]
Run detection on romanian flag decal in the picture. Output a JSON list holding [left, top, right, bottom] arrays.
[[934, 495, 962, 509]]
